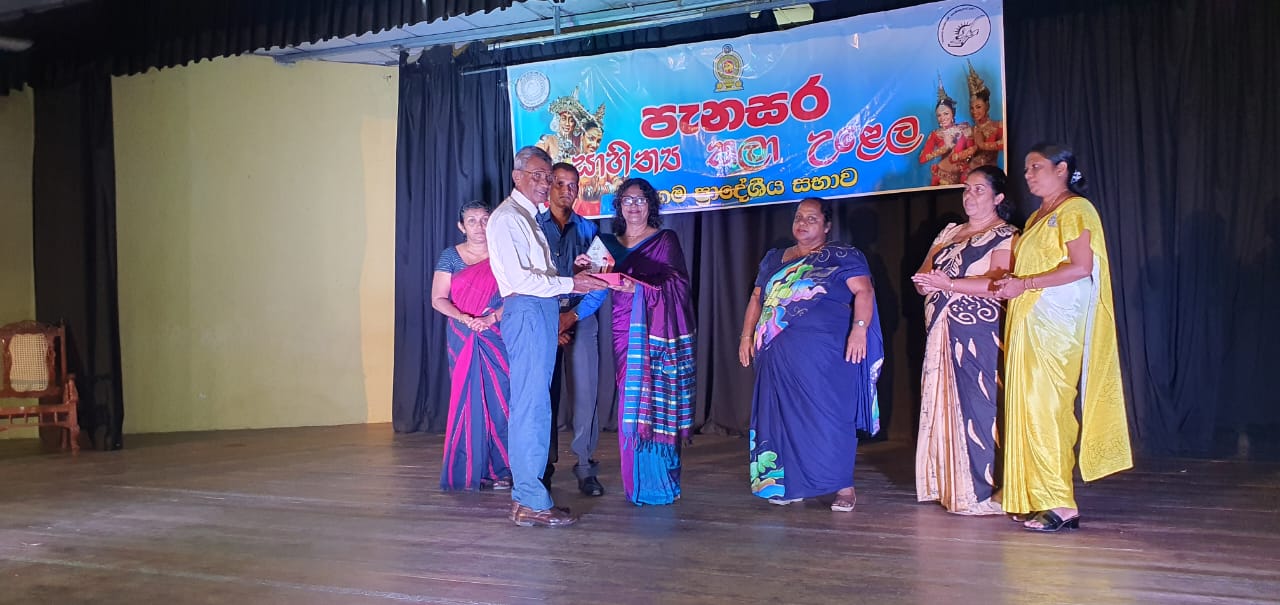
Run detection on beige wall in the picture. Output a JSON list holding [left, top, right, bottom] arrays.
[[0, 87, 36, 439], [113, 56, 397, 434], [0, 87, 35, 326]]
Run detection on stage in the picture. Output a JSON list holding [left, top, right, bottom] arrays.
[[1, 425, 1277, 604]]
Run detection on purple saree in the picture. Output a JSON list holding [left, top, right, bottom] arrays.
[[602, 230, 696, 505]]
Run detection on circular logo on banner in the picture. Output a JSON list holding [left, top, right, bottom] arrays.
[[514, 71, 550, 111], [937, 4, 990, 57]]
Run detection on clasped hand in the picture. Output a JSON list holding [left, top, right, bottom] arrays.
[[990, 274, 1026, 300], [910, 270, 950, 294], [463, 314, 496, 332]]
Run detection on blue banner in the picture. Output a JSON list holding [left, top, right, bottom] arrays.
[[508, 0, 1005, 218]]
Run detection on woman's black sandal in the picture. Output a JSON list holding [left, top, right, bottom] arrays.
[[1022, 510, 1080, 532]]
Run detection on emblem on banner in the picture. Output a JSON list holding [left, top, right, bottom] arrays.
[[937, 4, 990, 57], [514, 70, 551, 110], [713, 44, 744, 92]]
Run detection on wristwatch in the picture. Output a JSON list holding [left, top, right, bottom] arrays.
[[854, 319, 867, 328]]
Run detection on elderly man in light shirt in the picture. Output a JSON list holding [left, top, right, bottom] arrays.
[[487, 146, 609, 528]]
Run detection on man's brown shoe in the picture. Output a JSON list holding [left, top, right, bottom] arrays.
[[510, 502, 579, 527]]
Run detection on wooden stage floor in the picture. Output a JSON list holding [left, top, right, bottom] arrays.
[[1, 424, 1278, 605]]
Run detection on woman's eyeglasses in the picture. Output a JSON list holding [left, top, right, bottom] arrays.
[[617, 196, 648, 207]]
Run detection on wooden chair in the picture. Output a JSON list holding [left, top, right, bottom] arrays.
[[0, 321, 80, 452]]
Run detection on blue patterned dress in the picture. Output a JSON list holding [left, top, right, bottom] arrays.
[[748, 243, 883, 501]]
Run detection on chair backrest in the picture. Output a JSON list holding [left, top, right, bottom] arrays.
[[0, 321, 66, 400]]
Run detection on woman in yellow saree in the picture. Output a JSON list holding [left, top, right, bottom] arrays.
[[994, 143, 1132, 532]]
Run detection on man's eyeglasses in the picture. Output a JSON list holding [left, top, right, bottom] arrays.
[[618, 196, 648, 207], [519, 169, 552, 184]]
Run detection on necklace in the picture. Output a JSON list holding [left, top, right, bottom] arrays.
[[966, 215, 1002, 234], [949, 218, 1003, 247], [1028, 191, 1072, 230], [1040, 190, 1072, 214], [458, 242, 487, 263], [801, 242, 826, 255], [786, 241, 825, 261], [622, 227, 656, 245]]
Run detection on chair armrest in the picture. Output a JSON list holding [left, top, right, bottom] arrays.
[[64, 374, 79, 405]]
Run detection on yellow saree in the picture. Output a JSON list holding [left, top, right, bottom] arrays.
[[1002, 197, 1132, 514]]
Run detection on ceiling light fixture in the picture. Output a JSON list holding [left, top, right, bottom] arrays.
[[0, 36, 34, 52]]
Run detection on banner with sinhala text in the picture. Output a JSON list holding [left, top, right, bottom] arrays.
[[507, 0, 1005, 219]]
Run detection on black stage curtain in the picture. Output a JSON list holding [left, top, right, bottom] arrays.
[[31, 72, 125, 451], [488, 12, 795, 435], [391, 10, 958, 441], [392, 46, 514, 433], [396, 0, 1279, 458], [0, 0, 515, 93], [1000, 0, 1280, 458]]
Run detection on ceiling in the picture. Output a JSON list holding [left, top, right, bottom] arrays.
[[253, 0, 820, 66], [0, 0, 89, 22], [0, 0, 818, 72]]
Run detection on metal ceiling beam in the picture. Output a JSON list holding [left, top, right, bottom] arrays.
[[272, 0, 821, 64], [486, 0, 814, 51], [0, 0, 90, 23]]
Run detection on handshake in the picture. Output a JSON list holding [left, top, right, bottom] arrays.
[[570, 254, 636, 294]]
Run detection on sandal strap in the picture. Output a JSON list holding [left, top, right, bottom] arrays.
[[1025, 509, 1079, 530], [1035, 510, 1066, 526]]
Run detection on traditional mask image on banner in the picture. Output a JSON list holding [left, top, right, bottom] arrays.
[[508, 0, 1005, 219]]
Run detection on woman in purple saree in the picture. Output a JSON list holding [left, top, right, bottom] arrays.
[[600, 178, 696, 505], [430, 201, 512, 491]]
